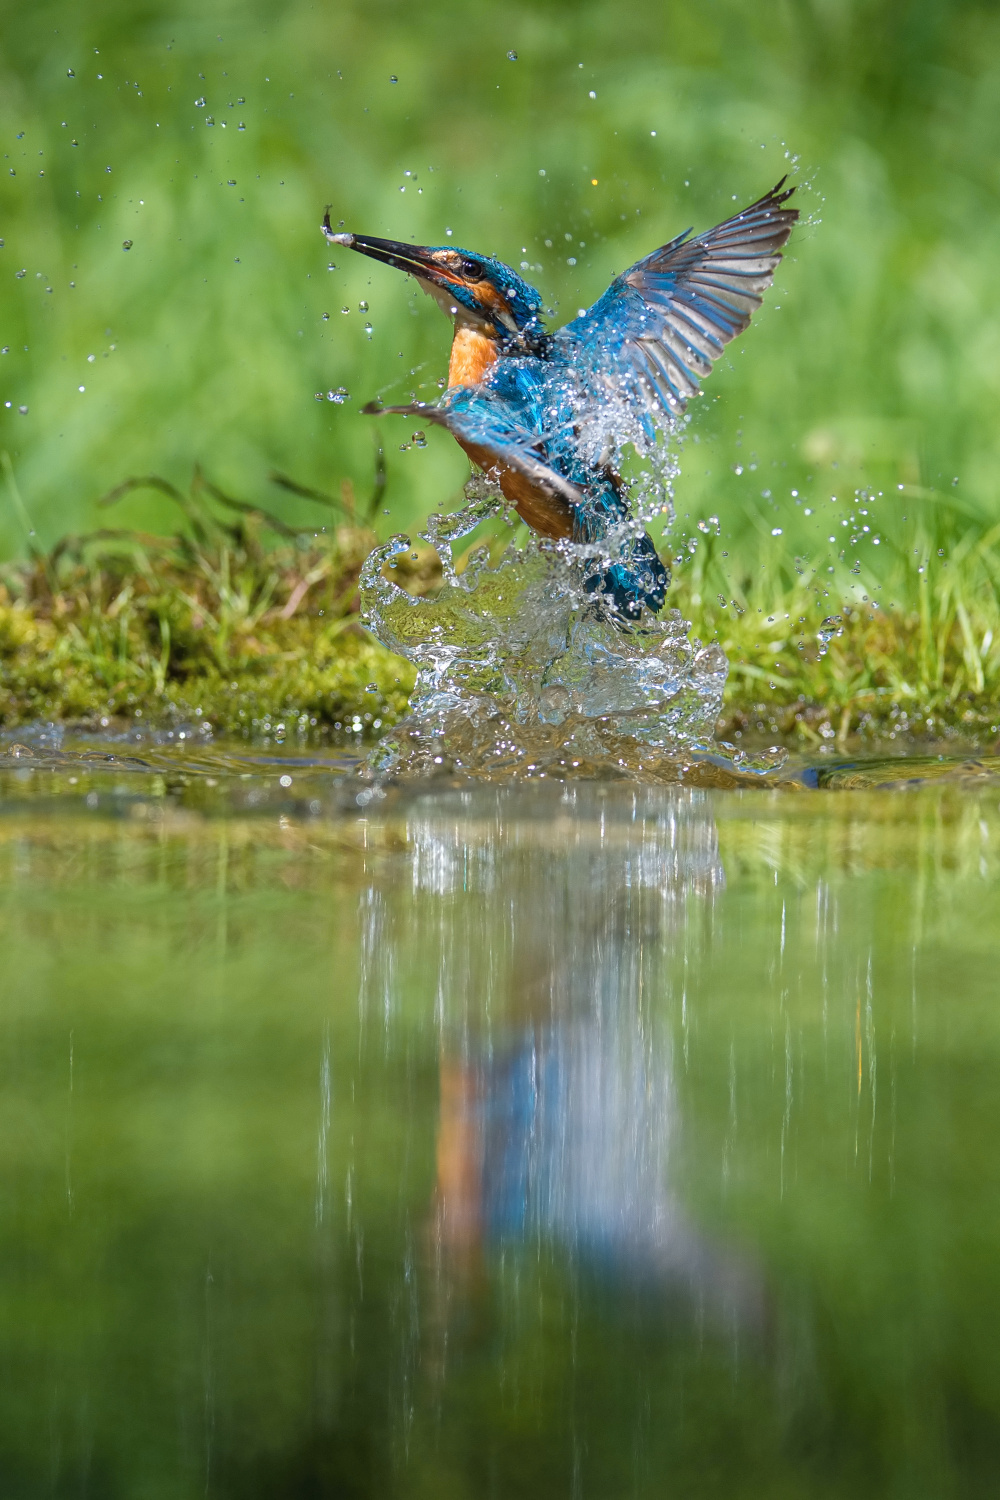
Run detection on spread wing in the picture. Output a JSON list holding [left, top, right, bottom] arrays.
[[365, 391, 584, 512], [553, 180, 798, 424]]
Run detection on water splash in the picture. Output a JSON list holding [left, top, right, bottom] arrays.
[[360, 475, 729, 782]]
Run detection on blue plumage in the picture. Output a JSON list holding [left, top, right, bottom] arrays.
[[322, 181, 797, 621]]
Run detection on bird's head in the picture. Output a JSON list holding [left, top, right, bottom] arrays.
[[323, 213, 545, 345]]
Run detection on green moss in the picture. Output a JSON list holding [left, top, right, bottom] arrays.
[[0, 474, 416, 737], [1, 471, 998, 749]]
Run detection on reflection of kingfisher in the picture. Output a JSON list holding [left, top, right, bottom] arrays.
[[323, 181, 796, 619]]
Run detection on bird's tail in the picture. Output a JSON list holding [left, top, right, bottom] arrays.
[[583, 536, 669, 621], [573, 479, 669, 621]]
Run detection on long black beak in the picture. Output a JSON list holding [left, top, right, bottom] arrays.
[[322, 212, 454, 287]]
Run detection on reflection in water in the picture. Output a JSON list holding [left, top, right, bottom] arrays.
[[361, 787, 764, 1343], [1, 774, 1000, 1493]]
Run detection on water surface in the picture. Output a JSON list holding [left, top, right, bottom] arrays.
[[0, 737, 998, 1496]]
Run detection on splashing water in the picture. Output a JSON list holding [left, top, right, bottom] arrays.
[[354, 228, 809, 783], [360, 463, 731, 782]]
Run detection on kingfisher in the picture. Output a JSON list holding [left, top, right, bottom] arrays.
[[323, 180, 797, 620]]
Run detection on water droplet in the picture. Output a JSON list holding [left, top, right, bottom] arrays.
[[122, 239, 133, 250], [358, 300, 368, 311], [366, 683, 378, 693], [771, 527, 782, 536], [588, 90, 596, 98], [322, 312, 330, 320], [205, 116, 214, 126], [279, 774, 292, 788], [67, 68, 75, 77], [195, 96, 205, 107], [341, 307, 349, 314], [389, 75, 398, 83], [78, 386, 85, 392], [237, 96, 245, 105], [15, 269, 25, 278], [411, 430, 426, 447], [326, 388, 350, 403], [17, 405, 27, 415], [507, 50, 518, 60]]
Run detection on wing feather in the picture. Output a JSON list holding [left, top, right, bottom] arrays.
[[364, 394, 584, 509], [554, 180, 798, 425]]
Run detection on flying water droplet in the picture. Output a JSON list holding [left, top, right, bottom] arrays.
[[122, 240, 133, 250], [411, 431, 426, 447], [507, 50, 518, 60], [816, 615, 842, 657]]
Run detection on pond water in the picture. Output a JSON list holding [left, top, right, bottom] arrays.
[[1, 734, 999, 1497]]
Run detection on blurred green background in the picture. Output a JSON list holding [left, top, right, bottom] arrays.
[[1, 0, 999, 594]]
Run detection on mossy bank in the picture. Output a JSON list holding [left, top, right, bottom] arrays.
[[2, 474, 999, 753]]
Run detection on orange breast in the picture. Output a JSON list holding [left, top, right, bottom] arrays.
[[455, 437, 575, 541], [447, 325, 575, 542], [448, 325, 499, 388]]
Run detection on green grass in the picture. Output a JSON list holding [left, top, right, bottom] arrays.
[[1, 466, 998, 748], [2, 0, 1000, 745], [0, 468, 414, 738], [2, 0, 1000, 580]]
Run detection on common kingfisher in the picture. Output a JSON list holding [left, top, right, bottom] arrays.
[[323, 180, 797, 620]]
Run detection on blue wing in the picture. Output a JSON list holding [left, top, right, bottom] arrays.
[[369, 386, 585, 529], [553, 180, 798, 423]]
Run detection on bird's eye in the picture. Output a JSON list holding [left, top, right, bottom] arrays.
[[460, 259, 481, 278]]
